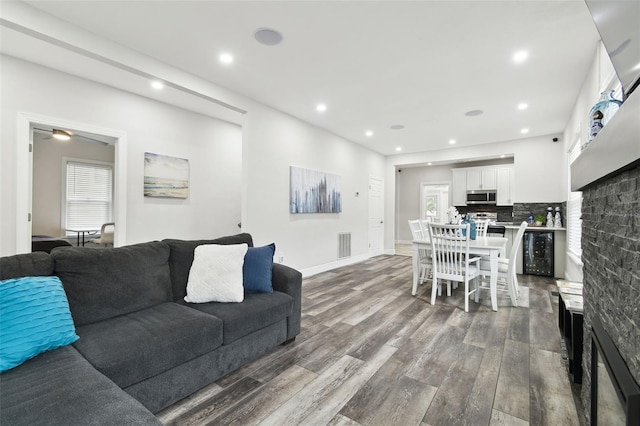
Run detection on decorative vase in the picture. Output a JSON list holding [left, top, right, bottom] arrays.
[[587, 90, 622, 144]]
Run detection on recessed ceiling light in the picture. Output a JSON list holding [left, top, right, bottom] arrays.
[[219, 53, 234, 64], [521, 128, 530, 134], [500, 154, 506, 158], [517, 103, 528, 110], [254, 28, 283, 46], [513, 50, 529, 63], [449, 139, 456, 145], [365, 130, 373, 137], [427, 162, 433, 166], [390, 124, 405, 130], [465, 110, 483, 117], [151, 81, 164, 90], [395, 147, 402, 152], [316, 103, 327, 113]]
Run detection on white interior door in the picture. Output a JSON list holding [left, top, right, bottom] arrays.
[[368, 176, 384, 253]]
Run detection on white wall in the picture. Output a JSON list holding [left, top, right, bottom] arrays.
[[395, 164, 452, 242], [241, 103, 385, 272], [383, 134, 565, 252], [1, 55, 386, 274], [1, 56, 242, 254], [32, 132, 115, 237], [395, 158, 516, 241]]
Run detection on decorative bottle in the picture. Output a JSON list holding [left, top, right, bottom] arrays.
[[554, 207, 562, 228], [587, 90, 623, 144], [546, 211, 554, 228]]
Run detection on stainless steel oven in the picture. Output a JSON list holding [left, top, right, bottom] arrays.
[[466, 191, 496, 205]]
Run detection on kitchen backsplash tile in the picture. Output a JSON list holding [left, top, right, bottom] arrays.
[[513, 202, 566, 226]]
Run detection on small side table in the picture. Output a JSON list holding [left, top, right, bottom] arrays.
[[66, 229, 99, 246], [557, 280, 584, 384]]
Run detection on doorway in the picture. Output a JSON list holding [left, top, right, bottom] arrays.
[[32, 128, 116, 245], [420, 183, 450, 224], [16, 112, 127, 253]]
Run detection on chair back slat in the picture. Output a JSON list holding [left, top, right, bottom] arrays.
[[428, 223, 470, 279], [408, 219, 426, 240], [509, 222, 528, 276], [475, 219, 489, 237]]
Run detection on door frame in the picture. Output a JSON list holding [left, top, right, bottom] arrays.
[[16, 112, 128, 253], [368, 175, 384, 255], [419, 181, 451, 224]]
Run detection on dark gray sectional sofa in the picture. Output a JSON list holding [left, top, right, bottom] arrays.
[[0, 233, 302, 425]]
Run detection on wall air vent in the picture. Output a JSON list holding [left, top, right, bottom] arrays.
[[338, 233, 351, 259]]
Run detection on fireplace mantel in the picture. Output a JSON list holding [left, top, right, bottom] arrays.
[[571, 90, 640, 191]]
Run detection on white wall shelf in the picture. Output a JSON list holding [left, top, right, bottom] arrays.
[[571, 90, 640, 191]]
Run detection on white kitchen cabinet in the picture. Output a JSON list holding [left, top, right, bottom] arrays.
[[451, 169, 467, 206], [466, 167, 497, 190], [496, 166, 514, 206]]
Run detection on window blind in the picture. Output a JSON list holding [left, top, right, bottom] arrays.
[[65, 161, 113, 230], [567, 141, 582, 256]]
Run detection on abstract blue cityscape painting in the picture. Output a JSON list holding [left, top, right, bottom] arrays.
[[290, 166, 342, 214], [144, 152, 189, 199]]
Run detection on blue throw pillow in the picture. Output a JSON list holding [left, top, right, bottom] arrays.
[[0, 276, 79, 373], [243, 243, 275, 293]]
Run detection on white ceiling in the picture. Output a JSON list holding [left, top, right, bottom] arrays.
[[9, 1, 601, 155]]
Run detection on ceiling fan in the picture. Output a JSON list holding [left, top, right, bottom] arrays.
[[33, 127, 112, 145]]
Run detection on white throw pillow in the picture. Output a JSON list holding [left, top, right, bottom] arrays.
[[184, 243, 248, 303]]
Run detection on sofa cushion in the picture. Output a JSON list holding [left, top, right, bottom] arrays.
[[164, 233, 254, 301], [243, 243, 275, 294], [73, 302, 223, 388], [182, 291, 293, 344], [52, 241, 172, 326], [185, 243, 248, 303], [0, 252, 54, 280], [0, 345, 160, 426], [0, 276, 79, 372]]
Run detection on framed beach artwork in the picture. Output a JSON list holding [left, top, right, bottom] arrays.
[[290, 166, 342, 214], [144, 152, 189, 199]]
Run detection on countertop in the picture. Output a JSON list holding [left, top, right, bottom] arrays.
[[491, 223, 566, 231]]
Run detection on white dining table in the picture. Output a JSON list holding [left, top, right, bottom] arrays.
[[412, 236, 508, 311]]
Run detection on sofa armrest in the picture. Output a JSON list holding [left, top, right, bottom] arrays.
[[272, 263, 302, 340]]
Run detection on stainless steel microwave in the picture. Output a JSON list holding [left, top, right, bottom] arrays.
[[466, 191, 496, 205]]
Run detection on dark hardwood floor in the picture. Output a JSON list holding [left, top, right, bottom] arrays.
[[158, 255, 584, 426]]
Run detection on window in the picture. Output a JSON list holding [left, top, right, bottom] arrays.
[[567, 141, 582, 256], [64, 160, 113, 231]]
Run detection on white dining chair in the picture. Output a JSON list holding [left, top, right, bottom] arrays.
[[475, 219, 489, 237], [408, 220, 431, 290], [478, 221, 527, 306], [428, 222, 481, 312], [91, 222, 115, 247]]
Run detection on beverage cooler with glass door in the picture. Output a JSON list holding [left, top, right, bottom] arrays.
[[523, 230, 554, 276]]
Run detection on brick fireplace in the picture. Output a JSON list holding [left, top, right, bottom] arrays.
[[579, 164, 640, 423]]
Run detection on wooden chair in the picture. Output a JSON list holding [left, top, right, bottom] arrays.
[[478, 221, 528, 306], [428, 223, 481, 312], [408, 220, 432, 294]]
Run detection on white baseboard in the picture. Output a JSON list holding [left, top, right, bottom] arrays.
[[300, 252, 375, 278], [395, 239, 413, 245]]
